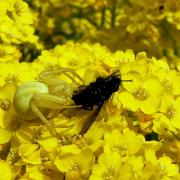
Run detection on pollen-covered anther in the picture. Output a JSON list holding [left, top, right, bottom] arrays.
[[112, 145, 127, 156], [41, 156, 49, 162], [0, 49, 5, 57], [166, 107, 175, 118], [120, 149, 127, 157], [162, 80, 172, 92], [133, 87, 148, 100], [0, 99, 10, 111], [5, 74, 19, 84], [71, 163, 79, 172], [10, 149, 19, 158], [75, 136, 88, 147], [103, 166, 119, 180], [159, 163, 168, 176], [58, 136, 73, 145], [39, 165, 52, 175], [9, 149, 20, 163], [14, 2, 26, 15]]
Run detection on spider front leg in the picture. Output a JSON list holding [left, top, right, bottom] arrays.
[[32, 93, 75, 109], [30, 102, 58, 136], [31, 93, 81, 135]]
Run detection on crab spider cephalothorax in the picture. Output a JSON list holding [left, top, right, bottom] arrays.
[[13, 68, 85, 136]]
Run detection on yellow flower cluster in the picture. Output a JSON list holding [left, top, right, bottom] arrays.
[[0, 0, 43, 63], [23, 0, 180, 68], [0, 0, 37, 44], [0, 42, 179, 179], [0, 0, 180, 179]]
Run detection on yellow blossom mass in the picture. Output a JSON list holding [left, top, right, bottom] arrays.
[[0, 0, 180, 179]]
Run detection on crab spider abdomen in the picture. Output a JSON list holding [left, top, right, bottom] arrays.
[[13, 81, 49, 120]]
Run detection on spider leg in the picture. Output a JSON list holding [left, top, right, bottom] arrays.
[[63, 72, 80, 87], [31, 101, 75, 135], [47, 109, 60, 119], [31, 102, 58, 136], [39, 68, 85, 86], [31, 93, 81, 135], [32, 93, 81, 109], [65, 69, 85, 86]]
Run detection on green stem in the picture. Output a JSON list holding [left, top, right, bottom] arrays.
[[100, 7, 106, 29], [111, 1, 117, 27]]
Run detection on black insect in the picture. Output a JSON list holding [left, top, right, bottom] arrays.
[[145, 132, 158, 141], [72, 73, 131, 135]]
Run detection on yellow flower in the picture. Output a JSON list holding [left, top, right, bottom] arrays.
[[51, 114, 77, 135], [102, 112, 128, 132], [155, 69, 180, 95], [0, 16, 21, 43], [0, 61, 19, 86], [37, 115, 75, 152], [153, 113, 178, 137], [118, 163, 133, 180], [36, 49, 59, 67], [18, 143, 41, 165], [158, 156, 179, 177], [54, 146, 94, 179], [0, 44, 20, 62], [0, 83, 16, 128], [14, 122, 37, 143], [145, 149, 158, 165], [65, 148, 94, 179], [167, 11, 180, 30], [0, 1, 10, 16], [140, 140, 162, 176], [12, 0, 33, 25], [22, 164, 52, 180], [118, 71, 163, 114], [115, 49, 135, 65], [143, 146, 179, 179], [149, 56, 169, 73], [74, 122, 104, 152], [90, 152, 122, 180], [37, 130, 59, 153], [0, 61, 39, 87], [128, 155, 144, 178], [165, 70, 180, 95], [104, 129, 143, 155], [0, 0, 37, 45], [0, 128, 12, 144], [54, 144, 81, 172], [119, 52, 149, 77], [0, 40, 179, 178], [0, 160, 13, 180], [1, 0, 33, 25], [159, 95, 180, 129]]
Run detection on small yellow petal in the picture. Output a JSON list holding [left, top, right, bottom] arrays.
[[0, 128, 12, 144], [118, 91, 139, 111], [0, 160, 13, 180]]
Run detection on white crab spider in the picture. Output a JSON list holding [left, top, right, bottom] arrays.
[[13, 68, 85, 136]]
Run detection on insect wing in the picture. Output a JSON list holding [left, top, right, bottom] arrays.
[[79, 102, 104, 135]]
